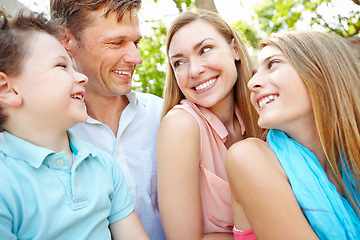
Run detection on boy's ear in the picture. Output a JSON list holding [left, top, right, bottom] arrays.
[[0, 72, 22, 108], [59, 28, 76, 57]]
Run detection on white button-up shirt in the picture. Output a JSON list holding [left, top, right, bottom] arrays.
[[70, 91, 165, 240]]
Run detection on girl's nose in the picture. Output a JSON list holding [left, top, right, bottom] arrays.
[[247, 72, 263, 91]]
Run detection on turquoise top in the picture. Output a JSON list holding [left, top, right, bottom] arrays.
[[0, 131, 134, 240], [267, 129, 360, 239]]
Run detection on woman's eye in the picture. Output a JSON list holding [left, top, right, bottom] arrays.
[[200, 46, 212, 55], [173, 60, 184, 69]]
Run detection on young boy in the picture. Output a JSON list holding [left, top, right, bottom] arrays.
[[0, 11, 149, 240]]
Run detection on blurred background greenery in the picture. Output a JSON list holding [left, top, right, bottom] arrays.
[[1, 0, 359, 97]]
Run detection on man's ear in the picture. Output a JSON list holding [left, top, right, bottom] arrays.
[[0, 72, 22, 108], [59, 28, 76, 57]]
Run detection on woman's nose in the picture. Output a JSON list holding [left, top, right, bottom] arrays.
[[188, 58, 205, 79]]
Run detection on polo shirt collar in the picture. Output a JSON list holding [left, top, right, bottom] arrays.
[[67, 131, 100, 157], [0, 131, 99, 169]]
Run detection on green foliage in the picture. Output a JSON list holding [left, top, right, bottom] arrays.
[[134, 0, 196, 97], [171, 0, 196, 12], [153, 0, 194, 12], [232, 19, 260, 49], [254, 0, 360, 37], [135, 0, 360, 96], [254, 0, 319, 33], [309, 1, 360, 37], [133, 20, 167, 97]]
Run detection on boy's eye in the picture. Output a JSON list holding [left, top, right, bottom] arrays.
[[57, 64, 67, 68]]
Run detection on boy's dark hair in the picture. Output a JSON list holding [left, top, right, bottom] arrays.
[[0, 10, 60, 131]]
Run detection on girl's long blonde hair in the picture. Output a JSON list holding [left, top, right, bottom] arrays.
[[260, 30, 360, 216], [163, 9, 262, 138]]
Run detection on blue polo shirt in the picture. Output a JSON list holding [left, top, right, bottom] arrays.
[[0, 131, 134, 240]]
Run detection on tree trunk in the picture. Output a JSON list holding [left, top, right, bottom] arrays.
[[195, 0, 218, 13]]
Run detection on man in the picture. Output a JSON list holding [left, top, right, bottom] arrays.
[[50, 1, 165, 239]]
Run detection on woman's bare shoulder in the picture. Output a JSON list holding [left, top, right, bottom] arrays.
[[226, 137, 286, 177], [160, 108, 199, 132]]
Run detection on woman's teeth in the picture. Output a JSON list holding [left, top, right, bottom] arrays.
[[195, 78, 216, 91]]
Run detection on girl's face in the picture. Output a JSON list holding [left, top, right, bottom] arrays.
[[248, 46, 314, 134], [11, 32, 88, 131], [168, 19, 240, 108]]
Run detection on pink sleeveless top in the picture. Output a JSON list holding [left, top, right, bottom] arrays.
[[171, 99, 246, 234]]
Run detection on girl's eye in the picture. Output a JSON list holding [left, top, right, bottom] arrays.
[[268, 59, 279, 69], [200, 46, 212, 55]]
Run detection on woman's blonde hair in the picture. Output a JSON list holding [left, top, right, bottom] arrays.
[[163, 9, 262, 138], [260, 30, 360, 215]]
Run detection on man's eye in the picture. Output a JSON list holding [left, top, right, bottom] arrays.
[[112, 41, 125, 46]]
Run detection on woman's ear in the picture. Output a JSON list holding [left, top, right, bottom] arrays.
[[231, 38, 241, 61], [0, 72, 22, 108]]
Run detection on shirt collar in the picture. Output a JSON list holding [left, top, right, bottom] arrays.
[[83, 90, 147, 125], [67, 131, 100, 157], [126, 90, 148, 107], [0, 131, 99, 169], [0, 131, 56, 168], [185, 100, 246, 141]]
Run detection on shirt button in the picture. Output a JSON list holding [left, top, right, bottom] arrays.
[[115, 152, 120, 157], [56, 159, 64, 167], [75, 179, 79, 186]]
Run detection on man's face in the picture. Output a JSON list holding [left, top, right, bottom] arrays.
[[67, 8, 142, 98]]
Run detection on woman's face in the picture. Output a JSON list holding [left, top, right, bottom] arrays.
[[248, 46, 314, 134], [168, 19, 240, 108]]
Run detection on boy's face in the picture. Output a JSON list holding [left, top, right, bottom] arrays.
[[12, 32, 88, 131]]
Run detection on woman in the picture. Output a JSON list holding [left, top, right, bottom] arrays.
[[226, 30, 360, 240], [156, 9, 262, 239]]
